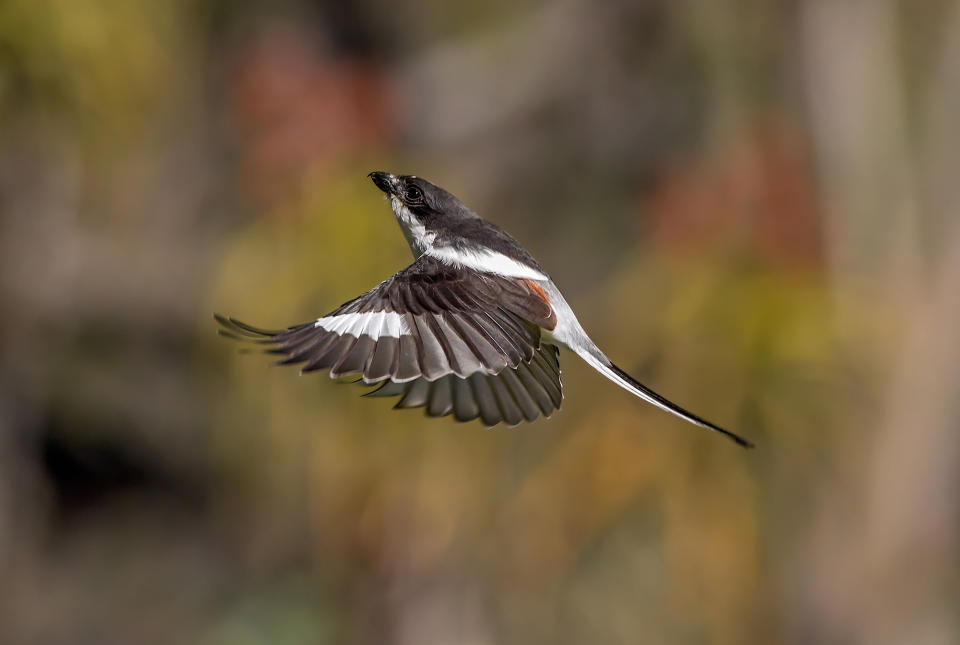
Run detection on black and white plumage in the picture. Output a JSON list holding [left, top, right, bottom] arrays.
[[217, 171, 754, 448]]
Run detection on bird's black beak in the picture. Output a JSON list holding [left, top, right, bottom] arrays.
[[368, 171, 398, 195]]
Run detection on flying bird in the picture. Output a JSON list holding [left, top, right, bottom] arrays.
[[216, 172, 754, 448]]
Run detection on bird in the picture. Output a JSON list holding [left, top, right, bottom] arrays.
[[216, 171, 754, 448]]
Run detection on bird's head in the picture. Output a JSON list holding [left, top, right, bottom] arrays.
[[368, 171, 476, 254]]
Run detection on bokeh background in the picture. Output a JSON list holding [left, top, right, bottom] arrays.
[[1, 1, 958, 643]]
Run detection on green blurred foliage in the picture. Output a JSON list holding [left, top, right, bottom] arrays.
[[0, 0, 189, 139]]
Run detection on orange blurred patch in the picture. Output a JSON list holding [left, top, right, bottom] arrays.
[[229, 22, 396, 211], [647, 119, 822, 270]]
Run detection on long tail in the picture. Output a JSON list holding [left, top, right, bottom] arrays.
[[577, 350, 754, 449]]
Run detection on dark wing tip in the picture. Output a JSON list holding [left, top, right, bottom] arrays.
[[216, 328, 247, 341], [213, 313, 286, 341], [214, 313, 284, 338]]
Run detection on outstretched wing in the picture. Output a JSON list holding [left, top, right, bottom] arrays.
[[217, 255, 563, 426]]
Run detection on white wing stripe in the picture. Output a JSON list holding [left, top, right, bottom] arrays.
[[361, 311, 383, 340], [383, 311, 403, 337], [315, 311, 407, 338], [426, 246, 548, 281]]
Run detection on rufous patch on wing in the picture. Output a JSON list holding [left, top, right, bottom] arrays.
[[522, 279, 550, 304], [520, 278, 558, 330]]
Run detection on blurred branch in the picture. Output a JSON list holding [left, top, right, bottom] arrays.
[[800, 0, 922, 311], [919, 0, 960, 256], [859, 4, 960, 641], [799, 3, 960, 642]]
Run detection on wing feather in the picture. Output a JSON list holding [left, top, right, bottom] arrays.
[[428, 377, 454, 417], [216, 255, 565, 426], [499, 368, 541, 422], [468, 373, 501, 426], [364, 336, 398, 382]]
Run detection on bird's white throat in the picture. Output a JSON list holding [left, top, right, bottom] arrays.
[[391, 197, 435, 256]]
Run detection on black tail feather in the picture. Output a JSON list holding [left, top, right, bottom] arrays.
[[608, 362, 755, 449]]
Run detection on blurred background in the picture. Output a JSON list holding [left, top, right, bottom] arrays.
[[1, 1, 958, 643]]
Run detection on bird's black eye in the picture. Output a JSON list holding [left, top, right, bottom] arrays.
[[404, 185, 424, 204]]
